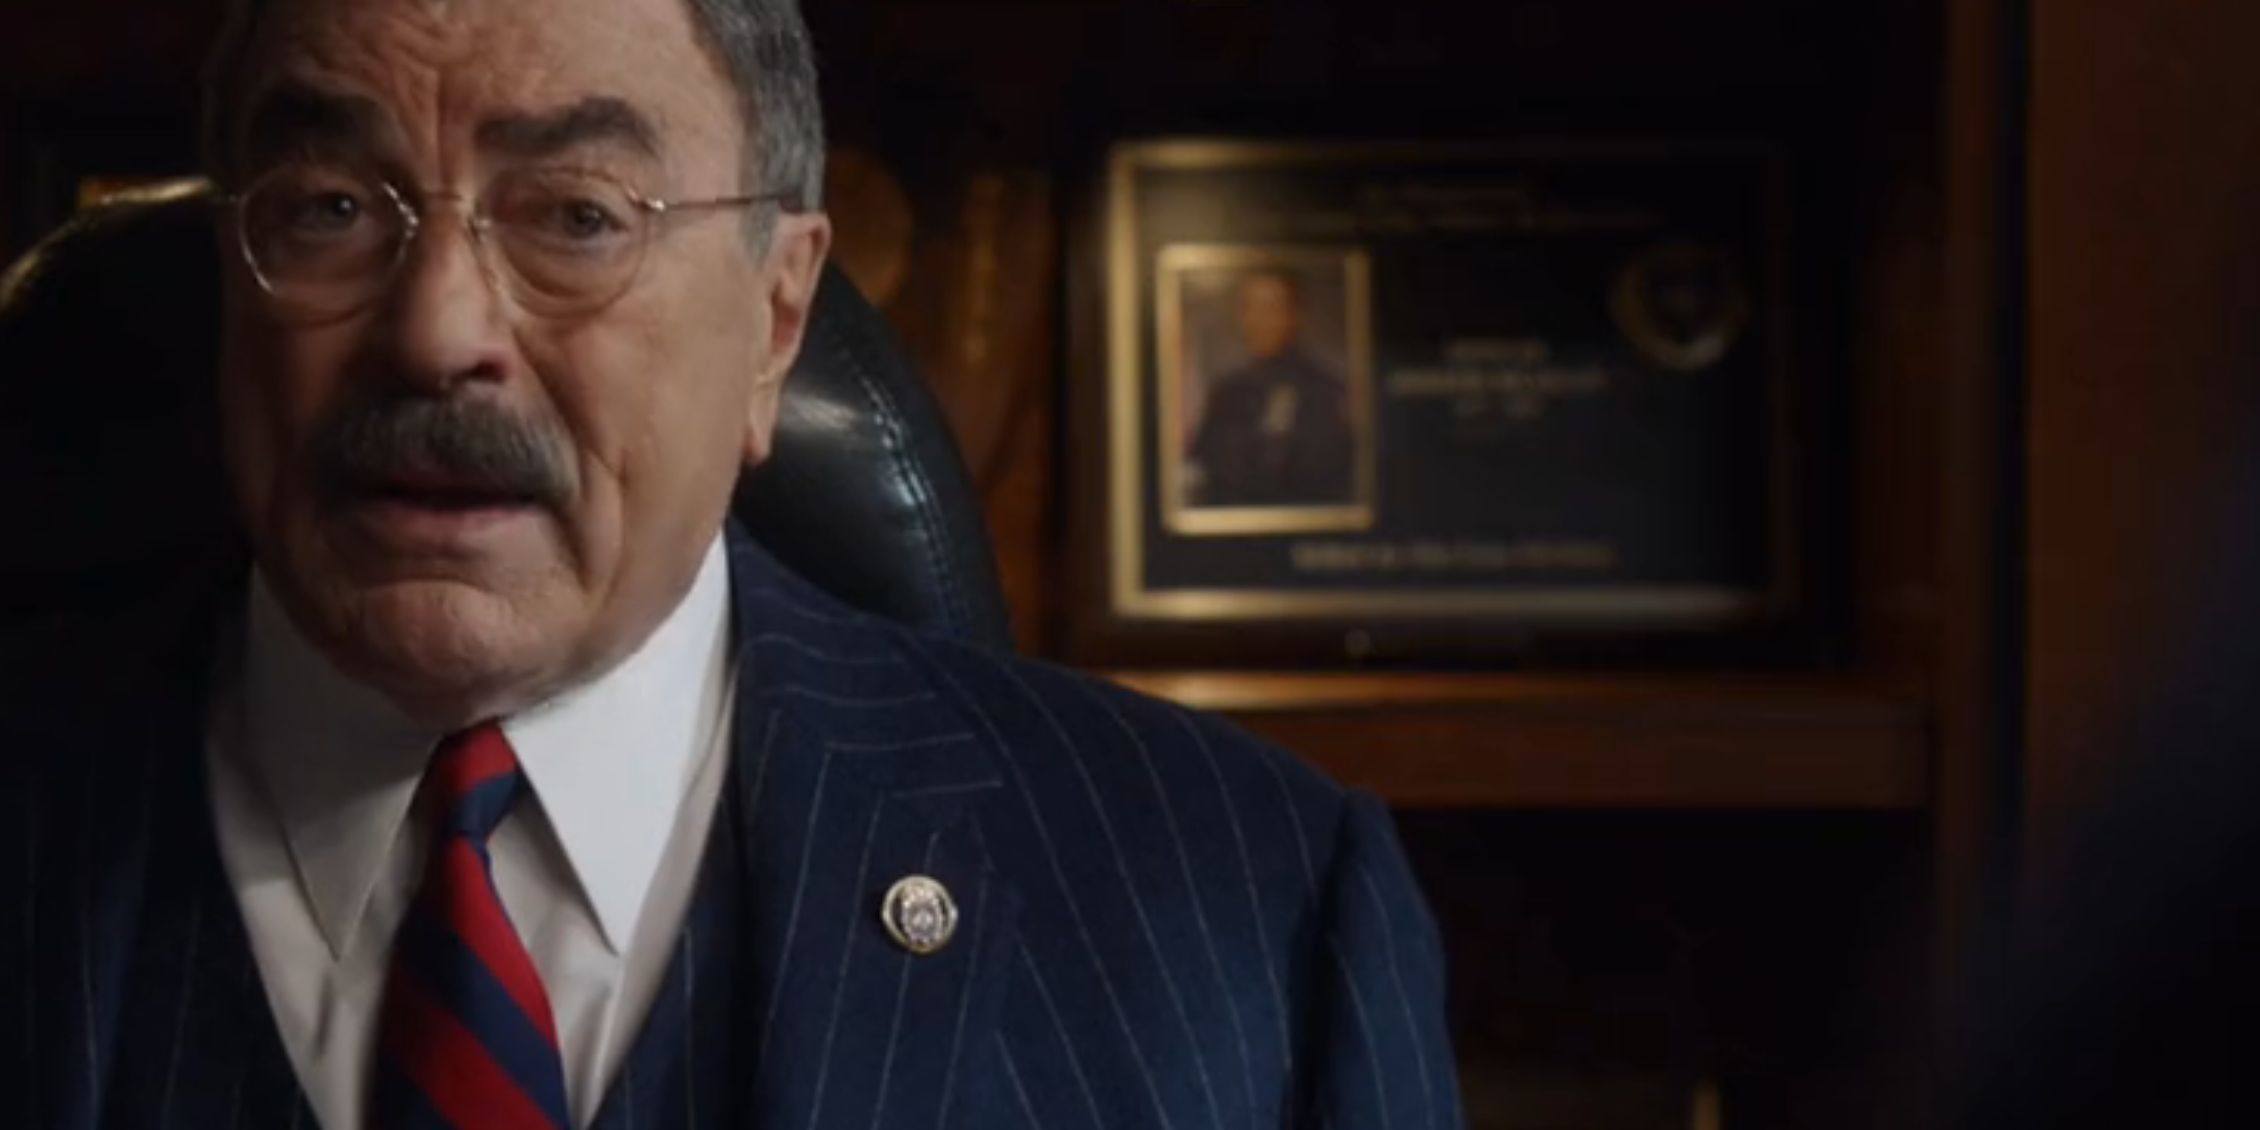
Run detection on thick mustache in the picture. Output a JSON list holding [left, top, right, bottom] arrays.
[[311, 394, 577, 508]]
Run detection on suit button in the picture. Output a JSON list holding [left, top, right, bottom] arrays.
[[880, 875, 958, 955]]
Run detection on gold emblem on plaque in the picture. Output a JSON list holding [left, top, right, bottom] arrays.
[[1609, 239, 1751, 373]]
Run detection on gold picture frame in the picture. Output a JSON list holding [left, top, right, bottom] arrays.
[[1153, 242, 1378, 537]]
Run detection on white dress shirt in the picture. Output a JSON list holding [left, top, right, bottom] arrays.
[[207, 537, 736, 1130]]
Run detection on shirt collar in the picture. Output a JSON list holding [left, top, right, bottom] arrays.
[[235, 535, 734, 958]]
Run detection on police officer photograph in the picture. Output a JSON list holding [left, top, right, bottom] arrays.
[[1156, 243, 1375, 538]]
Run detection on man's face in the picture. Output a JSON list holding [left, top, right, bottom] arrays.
[[215, 0, 829, 725], [1235, 273, 1302, 360]]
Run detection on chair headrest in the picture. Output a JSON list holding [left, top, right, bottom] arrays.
[[0, 180, 1011, 647]]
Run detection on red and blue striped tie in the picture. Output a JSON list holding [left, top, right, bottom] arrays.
[[372, 723, 572, 1130]]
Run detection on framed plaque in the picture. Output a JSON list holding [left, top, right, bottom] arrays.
[[1076, 139, 1796, 659]]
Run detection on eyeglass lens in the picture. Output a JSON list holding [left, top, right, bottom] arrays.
[[236, 164, 652, 318]]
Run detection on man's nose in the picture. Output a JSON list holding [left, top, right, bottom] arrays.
[[376, 207, 515, 391]]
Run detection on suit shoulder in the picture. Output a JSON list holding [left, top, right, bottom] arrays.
[[891, 630, 1358, 862], [902, 631, 1342, 778]]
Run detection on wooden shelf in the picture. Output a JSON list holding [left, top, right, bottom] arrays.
[[1108, 671, 1931, 810]]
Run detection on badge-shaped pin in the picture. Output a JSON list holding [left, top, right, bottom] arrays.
[[880, 874, 958, 956]]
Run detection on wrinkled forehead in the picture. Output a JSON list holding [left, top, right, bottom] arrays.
[[226, 0, 741, 183]]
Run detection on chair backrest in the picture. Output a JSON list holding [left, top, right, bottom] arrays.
[[0, 180, 1012, 648]]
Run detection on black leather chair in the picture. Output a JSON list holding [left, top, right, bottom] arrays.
[[0, 179, 1011, 649]]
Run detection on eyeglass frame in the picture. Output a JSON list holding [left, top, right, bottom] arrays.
[[215, 163, 803, 321]]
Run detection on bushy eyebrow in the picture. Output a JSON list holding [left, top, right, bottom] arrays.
[[475, 97, 662, 162], [239, 80, 387, 170], [236, 85, 661, 176]]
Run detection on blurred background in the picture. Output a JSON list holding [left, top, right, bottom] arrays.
[[3, 0, 2256, 1126]]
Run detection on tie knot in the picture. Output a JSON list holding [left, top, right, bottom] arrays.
[[425, 723, 523, 842]]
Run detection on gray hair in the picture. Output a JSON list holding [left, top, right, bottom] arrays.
[[201, 0, 826, 217]]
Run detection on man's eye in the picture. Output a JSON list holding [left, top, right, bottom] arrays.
[[256, 178, 372, 242], [549, 197, 629, 241], [288, 191, 364, 231]]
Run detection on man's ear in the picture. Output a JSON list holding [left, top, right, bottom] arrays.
[[744, 211, 833, 466]]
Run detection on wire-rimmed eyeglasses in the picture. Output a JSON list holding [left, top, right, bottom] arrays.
[[221, 163, 797, 321]]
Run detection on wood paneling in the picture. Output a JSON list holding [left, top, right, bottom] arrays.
[[1112, 672, 1929, 809], [2024, 0, 2260, 867], [1929, 0, 2024, 1015]]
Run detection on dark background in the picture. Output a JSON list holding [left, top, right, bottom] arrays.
[[5, 0, 2257, 1126]]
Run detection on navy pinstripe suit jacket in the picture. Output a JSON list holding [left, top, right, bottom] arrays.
[[2, 528, 1463, 1129]]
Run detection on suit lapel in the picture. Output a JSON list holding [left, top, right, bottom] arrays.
[[721, 532, 1022, 1130]]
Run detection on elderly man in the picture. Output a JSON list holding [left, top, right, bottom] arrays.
[[1, 1, 1459, 1128]]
